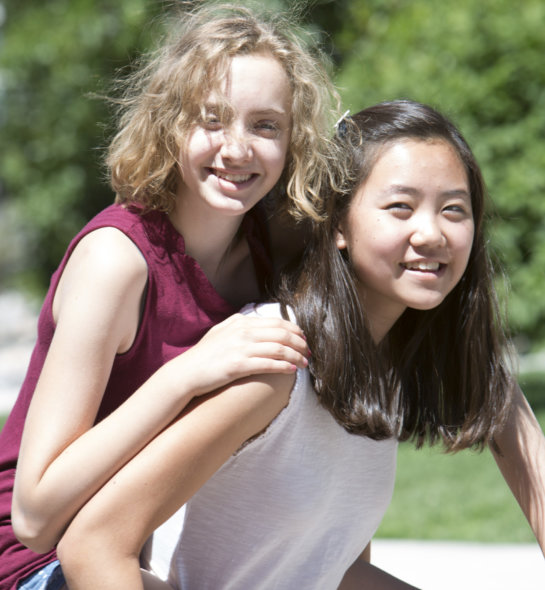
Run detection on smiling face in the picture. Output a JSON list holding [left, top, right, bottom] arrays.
[[176, 53, 292, 222], [335, 138, 475, 340]]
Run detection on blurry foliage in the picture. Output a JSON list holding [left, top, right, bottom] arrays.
[[1, 0, 544, 348], [0, 0, 161, 290]]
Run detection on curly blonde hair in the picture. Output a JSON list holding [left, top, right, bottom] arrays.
[[107, 2, 342, 221]]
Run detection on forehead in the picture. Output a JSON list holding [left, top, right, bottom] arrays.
[[377, 137, 463, 165], [365, 138, 469, 189], [206, 53, 291, 104]]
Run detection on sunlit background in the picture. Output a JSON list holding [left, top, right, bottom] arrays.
[[1, 0, 544, 546], [1, 0, 544, 352]]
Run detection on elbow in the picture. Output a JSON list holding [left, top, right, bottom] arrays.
[[11, 503, 59, 554], [57, 519, 116, 582], [56, 532, 81, 578]]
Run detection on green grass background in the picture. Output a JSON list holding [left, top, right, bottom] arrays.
[[1, 373, 543, 542], [376, 372, 545, 542]]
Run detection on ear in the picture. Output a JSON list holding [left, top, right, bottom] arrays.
[[334, 223, 348, 250]]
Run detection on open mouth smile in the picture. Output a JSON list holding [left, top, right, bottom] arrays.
[[210, 169, 256, 184], [401, 261, 444, 272]]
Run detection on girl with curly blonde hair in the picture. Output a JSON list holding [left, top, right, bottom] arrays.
[[1, 4, 342, 589]]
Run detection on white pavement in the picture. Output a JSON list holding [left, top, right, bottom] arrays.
[[372, 539, 544, 589], [0, 291, 544, 588], [0, 290, 38, 414]]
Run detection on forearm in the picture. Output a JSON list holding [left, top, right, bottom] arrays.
[[13, 357, 197, 553], [492, 383, 545, 554]]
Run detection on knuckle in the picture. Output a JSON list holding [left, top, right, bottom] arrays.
[[275, 343, 285, 358]]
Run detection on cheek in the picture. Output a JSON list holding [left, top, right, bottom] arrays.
[[362, 223, 404, 259], [350, 234, 394, 274], [267, 140, 290, 170], [183, 130, 216, 162], [262, 144, 290, 188], [449, 226, 475, 287], [456, 225, 475, 265]]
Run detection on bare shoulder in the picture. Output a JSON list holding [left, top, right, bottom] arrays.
[[52, 227, 148, 353], [63, 226, 147, 285], [234, 371, 296, 417], [54, 227, 147, 318], [185, 371, 297, 447]]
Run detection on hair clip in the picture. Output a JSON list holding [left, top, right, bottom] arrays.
[[334, 109, 350, 138]]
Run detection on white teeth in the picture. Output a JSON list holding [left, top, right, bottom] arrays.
[[404, 261, 440, 271], [216, 171, 252, 183]]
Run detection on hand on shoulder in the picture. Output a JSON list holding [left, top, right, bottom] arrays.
[[172, 311, 309, 399]]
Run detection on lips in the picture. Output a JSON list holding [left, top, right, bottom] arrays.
[[401, 261, 442, 271], [212, 169, 254, 184]]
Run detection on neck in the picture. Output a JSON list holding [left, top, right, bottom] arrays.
[[361, 296, 405, 344], [169, 199, 245, 284], [369, 318, 393, 345]]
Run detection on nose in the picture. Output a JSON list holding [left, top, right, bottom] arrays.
[[409, 212, 445, 249], [220, 126, 252, 163]]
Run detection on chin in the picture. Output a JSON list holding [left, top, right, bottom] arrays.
[[210, 197, 255, 215], [407, 296, 449, 311]]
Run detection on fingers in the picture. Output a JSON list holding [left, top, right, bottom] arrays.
[[244, 326, 309, 359], [227, 341, 309, 376], [183, 313, 311, 396], [218, 316, 309, 365], [217, 314, 308, 350], [219, 313, 304, 333]]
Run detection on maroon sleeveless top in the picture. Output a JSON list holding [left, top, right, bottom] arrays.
[[0, 203, 272, 589]]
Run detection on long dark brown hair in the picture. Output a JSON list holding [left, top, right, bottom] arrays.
[[280, 99, 514, 451]]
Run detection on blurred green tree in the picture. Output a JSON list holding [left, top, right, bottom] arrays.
[[0, 0, 160, 290], [1, 0, 544, 348]]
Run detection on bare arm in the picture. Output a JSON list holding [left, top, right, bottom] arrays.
[[57, 371, 295, 590], [491, 382, 545, 555], [338, 548, 420, 590], [12, 228, 308, 553]]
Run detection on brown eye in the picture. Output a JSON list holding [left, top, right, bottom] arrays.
[[387, 202, 411, 210], [443, 204, 471, 219]]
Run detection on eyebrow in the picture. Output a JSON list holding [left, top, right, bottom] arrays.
[[384, 185, 471, 199], [204, 103, 289, 118]]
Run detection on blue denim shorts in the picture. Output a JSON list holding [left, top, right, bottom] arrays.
[[17, 561, 66, 590]]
